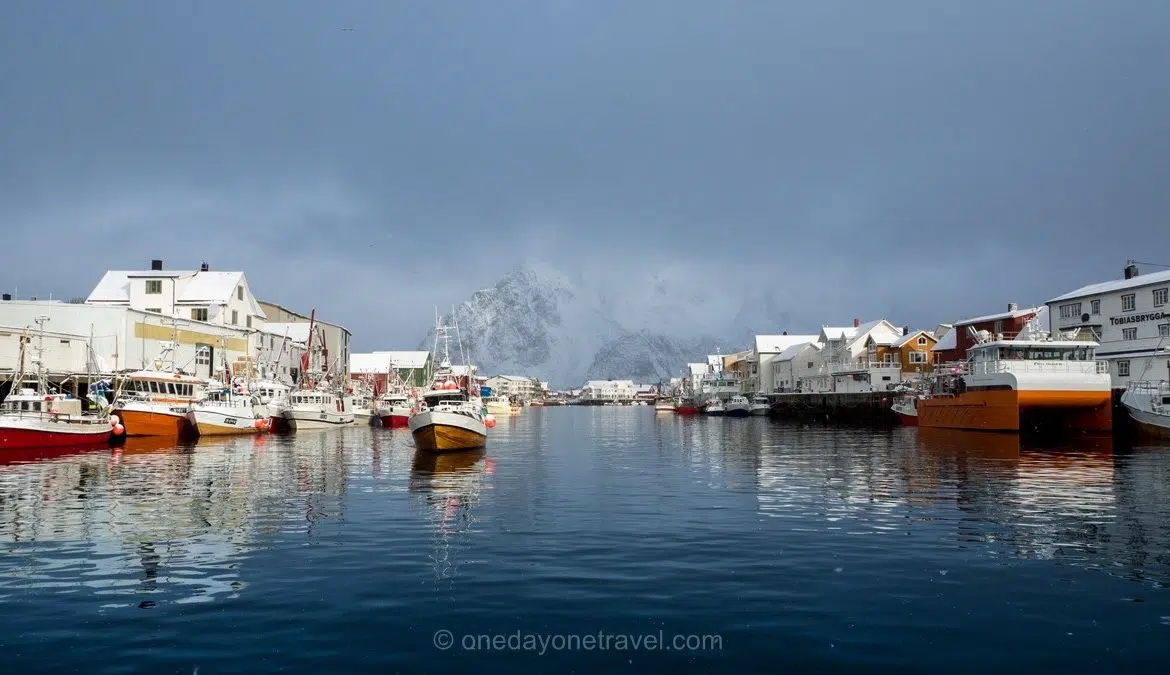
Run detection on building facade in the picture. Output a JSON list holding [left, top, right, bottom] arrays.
[[485, 375, 543, 401], [1047, 264, 1170, 388], [349, 351, 433, 388], [258, 300, 352, 379], [931, 304, 1040, 363], [580, 380, 637, 401]]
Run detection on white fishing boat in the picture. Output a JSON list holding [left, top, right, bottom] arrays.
[[749, 394, 770, 416], [1121, 380, 1170, 438], [0, 318, 118, 450], [350, 382, 375, 426], [187, 381, 271, 436], [654, 396, 675, 412], [375, 383, 413, 428], [273, 309, 354, 431], [704, 398, 726, 416], [408, 312, 489, 453], [483, 395, 513, 416], [725, 394, 751, 417]]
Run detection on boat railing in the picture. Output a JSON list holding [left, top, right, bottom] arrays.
[[821, 360, 903, 375], [1125, 379, 1170, 394], [963, 359, 1111, 376]]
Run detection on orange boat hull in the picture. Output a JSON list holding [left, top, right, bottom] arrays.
[[117, 409, 191, 438], [918, 389, 1111, 432]]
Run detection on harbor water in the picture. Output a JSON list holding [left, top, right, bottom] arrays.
[[2, 407, 1169, 673]]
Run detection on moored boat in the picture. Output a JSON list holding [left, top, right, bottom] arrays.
[[113, 368, 206, 438], [704, 398, 726, 416], [279, 388, 355, 431], [1121, 380, 1170, 438], [675, 396, 700, 415], [890, 394, 920, 426], [749, 394, 770, 416], [725, 395, 751, 417], [654, 396, 676, 412], [408, 313, 488, 453], [917, 317, 1112, 433], [187, 382, 271, 436], [375, 386, 412, 428], [483, 395, 513, 416]]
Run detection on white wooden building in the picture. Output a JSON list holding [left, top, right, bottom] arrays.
[[580, 379, 637, 401], [1047, 263, 1170, 388]]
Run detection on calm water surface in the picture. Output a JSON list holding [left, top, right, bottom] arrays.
[[2, 408, 1170, 673]]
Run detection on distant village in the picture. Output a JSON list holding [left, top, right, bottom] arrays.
[[1, 259, 1167, 408]]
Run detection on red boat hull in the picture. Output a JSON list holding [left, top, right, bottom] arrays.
[[380, 414, 409, 428], [0, 426, 113, 450], [676, 405, 700, 415], [895, 411, 919, 426]]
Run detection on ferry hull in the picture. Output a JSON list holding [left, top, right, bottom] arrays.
[[918, 389, 1112, 432], [0, 423, 113, 450], [117, 408, 191, 438]]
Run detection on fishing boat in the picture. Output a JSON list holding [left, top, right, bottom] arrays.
[[483, 395, 513, 416], [725, 394, 751, 417], [675, 396, 700, 415], [110, 341, 206, 437], [375, 384, 413, 428], [1121, 380, 1170, 438], [187, 381, 271, 436], [408, 312, 489, 453], [891, 393, 920, 426], [749, 394, 770, 416], [273, 309, 354, 431], [654, 396, 676, 412], [350, 382, 375, 426], [0, 318, 119, 450], [704, 398, 726, 416], [917, 316, 1112, 433]]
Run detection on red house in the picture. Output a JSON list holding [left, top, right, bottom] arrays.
[[931, 303, 1041, 363]]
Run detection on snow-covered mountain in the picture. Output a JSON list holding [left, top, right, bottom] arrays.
[[418, 265, 742, 388]]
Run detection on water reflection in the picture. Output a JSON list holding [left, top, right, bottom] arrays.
[[0, 433, 350, 608], [409, 449, 491, 584]]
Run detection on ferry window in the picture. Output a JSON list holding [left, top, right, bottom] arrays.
[[1155, 288, 1168, 307], [1122, 294, 1136, 312], [1122, 328, 1137, 341], [1090, 299, 1100, 315], [149, 381, 159, 393], [168, 383, 178, 395], [1118, 360, 1131, 377], [145, 279, 162, 294]]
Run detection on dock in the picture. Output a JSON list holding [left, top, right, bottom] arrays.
[[766, 391, 899, 426]]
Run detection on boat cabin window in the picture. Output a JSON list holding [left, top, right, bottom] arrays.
[[993, 346, 1094, 361]]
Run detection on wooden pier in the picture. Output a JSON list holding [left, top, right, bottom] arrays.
[[766, 391, 899, 426]]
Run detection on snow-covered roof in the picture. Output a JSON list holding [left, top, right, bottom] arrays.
[[932, 328, 958, 351], [371, 350, 431, 369], [1047, 269, 1170, 303], [85, 269, 266, 317], [261, 322, 311, 343], [86, 271, 137, 302], [584, 380, 635, 387], [775, 342, 817, 361], [754, 334, 820, 354], [687, 363, 709, 375], [953, 306, 1039, 326], [893, 330, 936, 348], [488, 374, 533, 382]]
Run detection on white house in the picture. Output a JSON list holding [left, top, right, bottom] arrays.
[[580, 379, 637, 401], [1047, 263, 1170, 388], [800, 319, 904, 393], [0, 300, 270, 382], [485, 375, 542, 400], [86, 259, 267, 330], [770, 342, 820, 393], [749, 334, 820, 394], [685, 362, 710, 393]]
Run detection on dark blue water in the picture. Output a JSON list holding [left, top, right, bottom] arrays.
[[2, 408, 1169, 673]]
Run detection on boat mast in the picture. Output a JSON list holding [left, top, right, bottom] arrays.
[[304, 308, 317, 389], [33, 315, 49, 394]]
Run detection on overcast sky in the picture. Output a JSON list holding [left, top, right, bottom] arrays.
[[2, 1, 1168, 349]]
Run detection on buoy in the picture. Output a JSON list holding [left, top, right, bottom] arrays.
[[485, 417, 496, 429], [113, 423, 125, 435], [109, 414, 120, 426], [254, 419, 265, 429]]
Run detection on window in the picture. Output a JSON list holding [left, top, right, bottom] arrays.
[[146, 307, 161, 314], [237, 285, 244, 301], [1122, 327, 1137, 341], [1090, 299, 1100, 315], [190, 308, 208, 322], [909, 351, 928, 364], [195, 345, 211, 366], [231, 310, 238, 325], [1122, 293, 1136, 312], [145, 279, 162, 294], [916, 336, 928, 345], [993, 320, 1003, 334], [1118, 360, 1130, 377], [1160, 323, 1169, 337], [1059, 302, 1082, 319], [1155, 288, 1168, 307], [246, 315, 252, 328]]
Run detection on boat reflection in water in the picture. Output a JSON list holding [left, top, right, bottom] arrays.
[[409, 449, 491, 583]]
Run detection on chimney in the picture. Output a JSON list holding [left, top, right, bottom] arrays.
[[782, 330, 788, 336], [853, 317, 860, 328], [1124, 262, 1138, 280], [200, 261, 209, 272], [1, 294, 9, 301], [1008, 302, 1018, 312], [902, 326, 909, 335], [150, 259, 163, 271]]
